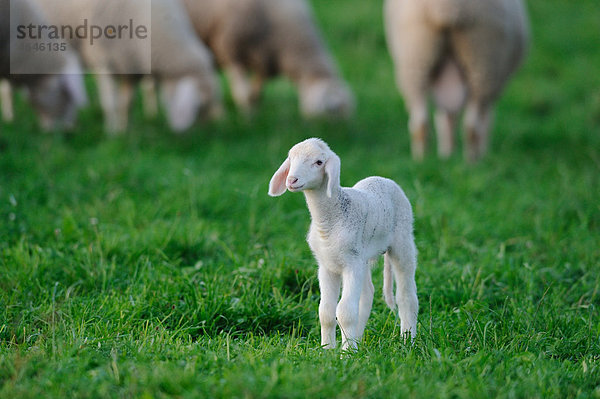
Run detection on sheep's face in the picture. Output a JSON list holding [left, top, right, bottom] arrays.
[[28, 72, 87, 131], [30, 55, 87, 131], [269, 138, 341, 198], [299, 79, 355, 119], [160, 75, 222, 133]]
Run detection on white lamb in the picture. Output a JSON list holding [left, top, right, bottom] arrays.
[[182, 0, 354, 119], [268, 138, 418, 350], [384, 0, 529, 162]]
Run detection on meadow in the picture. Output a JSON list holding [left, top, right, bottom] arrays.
[[1, 0, 599, 397]]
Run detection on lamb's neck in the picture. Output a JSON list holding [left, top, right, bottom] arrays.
[[303, 186, 344, 233]]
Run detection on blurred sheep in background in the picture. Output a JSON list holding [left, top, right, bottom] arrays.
[[3, 0, 356, 134], [0, 0, 87, 131], [385, 0, 529, 162], [182, 0, 355, 119], [35, 0, 222, 134]]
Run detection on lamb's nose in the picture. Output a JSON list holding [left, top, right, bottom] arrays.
[[287, 176, 298, 186]]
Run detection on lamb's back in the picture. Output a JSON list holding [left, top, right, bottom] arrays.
[[352, 176, 412, 237]]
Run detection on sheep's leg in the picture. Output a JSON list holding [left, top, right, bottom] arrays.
[[463, 99, 493, 163], [97, 74, 125, 135], [356, 270, 374, 341], [0, 80, 14, 122], [432, 60, 466, 159], [434, 110, 457, 159], [451, 25, 501, 162], [249, 74, 264, 106], [116, 80, 134, 132], [140, 76, 158, 119], [318, 266, 341, 349], [389, 241, 418, 340], [480, 108, 494, 156], [390, 22, 443, 161], [337, 264, 367, 350], [407, 99, 429, 161], [225, 64, 254, 114]]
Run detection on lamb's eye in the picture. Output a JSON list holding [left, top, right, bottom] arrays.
[[315, 160, 323, 166]]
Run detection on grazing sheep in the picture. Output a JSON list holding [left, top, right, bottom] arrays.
[[384, 0, 529, 161], [0, 0, 87, 130], [268, 138, 418, 350], [182, 0, 354, 118], [35, 0, 222, 134]]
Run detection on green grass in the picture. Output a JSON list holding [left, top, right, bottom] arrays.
[[1, 0, 600, 397]]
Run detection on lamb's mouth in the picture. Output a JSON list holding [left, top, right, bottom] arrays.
[[288, 184, 304, 191]]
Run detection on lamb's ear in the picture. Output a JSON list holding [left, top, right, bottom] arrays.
[[268, 158, 290, 197], [325, 154, 340, 198]]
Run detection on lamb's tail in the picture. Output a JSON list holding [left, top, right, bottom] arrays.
[[383, 252, 395, 310]]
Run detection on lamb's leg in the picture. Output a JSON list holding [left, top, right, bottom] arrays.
[[383, 253, 395, 309], [356, 270, 374, 341], [96, 74, 124, 135], [0, 80, 14, 122], [318, 266, 341, 349], [225, 64, 254, 114], [463, 99, 493, 163], [389, 241, 418, 340], [337, 264, 367, 350]]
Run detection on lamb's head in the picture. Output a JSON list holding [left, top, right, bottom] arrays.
[[268, 138, 340, 198], [299, 79, 355, 119]]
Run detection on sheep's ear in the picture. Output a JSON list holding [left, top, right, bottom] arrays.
[[268, 158, 290, 197], [325, 154, 340, 198]]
